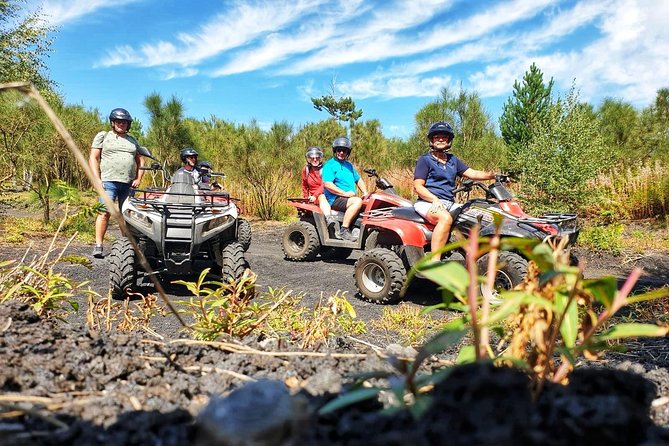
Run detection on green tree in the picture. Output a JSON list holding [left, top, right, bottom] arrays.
[[311, 79, 362, 135], [654, 87, 669, 124], [516, 87, 610, 212], [231, 121, 294, 219], [596, 98, 639, 161], [499, 63, 554, 173], [0, 0, 56, 95], [408, 87, 504, 170], [143, 93, 193, 171], [293, 119, 347, 160]]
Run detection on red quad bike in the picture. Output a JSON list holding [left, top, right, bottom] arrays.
[[353, 175, 580, 304], [282, 169, 412, 262]]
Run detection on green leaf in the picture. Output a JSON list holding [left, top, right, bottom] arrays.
[[318, 387, 381, 415], [456, 345, 476, 364], [555, 291, 578, 348], [414, 261, 469, 297], [583, 276, 617, 309], [530, 243, 555, 271], [626, 287, 669, 305], [484, 292, 554, 325], [597, 323, 669, 341], [411, 319, 467, 374]]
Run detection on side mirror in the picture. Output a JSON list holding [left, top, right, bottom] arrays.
[[137, 146, 155, 159]]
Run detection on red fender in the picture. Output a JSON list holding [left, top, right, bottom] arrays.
[[364, 217, 429, 248]]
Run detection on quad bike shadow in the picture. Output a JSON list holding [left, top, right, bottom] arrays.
[[109, 150, 252, 300], [353, 174, 580, 304]]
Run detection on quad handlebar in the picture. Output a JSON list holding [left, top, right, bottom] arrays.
[[453, 174, 514, 201]]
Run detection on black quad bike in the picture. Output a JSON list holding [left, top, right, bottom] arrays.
[[353, 175, 579, 303], [282, 168, 413, 262], [109, 154, 251, 300]]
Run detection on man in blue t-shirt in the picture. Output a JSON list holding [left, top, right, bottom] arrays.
[[414, 121, 497, 260], [322, 136, 368, 241]]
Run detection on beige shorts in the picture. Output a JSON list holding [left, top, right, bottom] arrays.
[[414, 199, 455, 220]]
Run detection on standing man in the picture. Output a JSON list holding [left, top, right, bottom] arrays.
[[89, 108, 143, 258], [322, 136, 368, 241], [414, 121, 497, 260]]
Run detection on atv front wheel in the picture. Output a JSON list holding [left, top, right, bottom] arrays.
[[478, 251, 528, 304], [354, 248, 406, 304], [221, 242, 247, 282], [282, 221, 321, 261], [238, 218, 252, 251], [109, 237, 137, 300]]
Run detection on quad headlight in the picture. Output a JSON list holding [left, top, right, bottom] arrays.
[[126, 209, 153, 229], [203, 215, 234, 233]]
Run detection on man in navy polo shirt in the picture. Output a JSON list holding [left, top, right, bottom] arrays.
[[413, 121, 497, 260]]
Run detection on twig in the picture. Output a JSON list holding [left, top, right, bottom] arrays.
[[145, 338, 368, 359]]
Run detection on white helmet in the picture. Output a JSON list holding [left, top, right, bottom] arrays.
[[306, 146, 324, 167]]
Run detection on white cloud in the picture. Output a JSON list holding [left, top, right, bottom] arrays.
[[159, 67, 198, 80], [98, 0, 327, 68], [39, 0, 141, 26]]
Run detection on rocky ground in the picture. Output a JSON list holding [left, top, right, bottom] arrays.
[[1, 217, 669, 445]]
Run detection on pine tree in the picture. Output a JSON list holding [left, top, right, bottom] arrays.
[[499, 63, 554, 172]]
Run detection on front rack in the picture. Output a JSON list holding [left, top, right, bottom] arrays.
[[130, 188, 232, 210]]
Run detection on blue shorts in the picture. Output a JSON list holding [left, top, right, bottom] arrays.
[[99, 181, 131, 212]]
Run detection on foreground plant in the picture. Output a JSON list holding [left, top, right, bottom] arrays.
[[86, 291, 167, 335], [0, 215, 97, 318], [174, 268, 285, 340], [265, 290, 365, 349], [322, 229, 669, 415]]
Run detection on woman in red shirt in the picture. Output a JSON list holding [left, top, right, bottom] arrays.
[[302, 146, 332, 218]]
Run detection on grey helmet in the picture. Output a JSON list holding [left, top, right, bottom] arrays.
[[180, 147, 198, 163], [332, 136, 351, 158], [109, 108, 133, 130], [305, 146, 324, 167]]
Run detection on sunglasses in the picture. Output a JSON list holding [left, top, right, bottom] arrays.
[[432, 135, 453, 142], [308, 156, 321, 161], [334, 148, 350, 152]]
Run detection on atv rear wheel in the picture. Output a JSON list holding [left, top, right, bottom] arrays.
[[354, 248, 406, 304], [282, 221, 321, 261], [478, 251, 528, 304], [109, 237, 137, 300], [238, 218, 252, 251], [221, 242, 247, 282]]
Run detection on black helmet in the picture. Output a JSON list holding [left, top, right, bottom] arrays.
[[427, 121, 454, 141], [109, 108, 133, 130], [180, 147, 198, 162], [332, 136, 351, 157]]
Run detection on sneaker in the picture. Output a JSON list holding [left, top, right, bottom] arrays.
[[339, 227, 357, 242], [92, 245, 104, 258]]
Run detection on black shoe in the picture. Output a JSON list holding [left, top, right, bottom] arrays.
[[339, 227, 357, 242]]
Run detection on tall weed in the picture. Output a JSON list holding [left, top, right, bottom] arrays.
[[588, 160, 669, 221]]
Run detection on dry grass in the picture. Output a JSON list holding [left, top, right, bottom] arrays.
[[370, 303, 453, 347], [588, 160, 669, 221]]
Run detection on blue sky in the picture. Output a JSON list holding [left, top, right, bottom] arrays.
[[29, 0, 669, 139]]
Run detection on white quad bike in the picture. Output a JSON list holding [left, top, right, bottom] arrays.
[[109, 151, 251, 300]]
